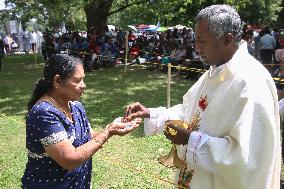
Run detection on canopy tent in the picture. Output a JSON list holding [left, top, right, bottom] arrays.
[[140, 25, 158, 31], [136, 24, 150, 30], [127, 25, 137, 31], [107, 25, 116, 31], [168, 25, 191, 30], [175, 24, 188, 29]]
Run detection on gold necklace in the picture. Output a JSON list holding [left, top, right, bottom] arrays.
[[49, 96, 70, 116]]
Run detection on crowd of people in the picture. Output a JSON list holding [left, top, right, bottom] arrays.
[[37, 26, 198, 73], [242, 25, 284, 77], [0, 29, 43, 55], [1, 22, 284, 78]]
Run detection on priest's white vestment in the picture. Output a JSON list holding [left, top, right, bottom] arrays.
[[144, 42, 281, 189]]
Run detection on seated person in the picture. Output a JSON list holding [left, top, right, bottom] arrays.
[[173, 46, 187, 65], [161, 45, 186, 66], [274, 48, 284, 77], [129, 44, 140, 63]]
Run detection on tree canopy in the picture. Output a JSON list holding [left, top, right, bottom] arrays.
[[1, 0, 283, 34]]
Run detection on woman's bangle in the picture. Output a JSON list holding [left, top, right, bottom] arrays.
[[93, 138, 103, 148], [101, 131, 109, 141], [106, 124, 111, 129]]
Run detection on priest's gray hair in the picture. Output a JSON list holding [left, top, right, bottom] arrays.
[[195, 4, 242, 45]]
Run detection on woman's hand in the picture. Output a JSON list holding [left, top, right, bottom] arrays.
[[107, 117, 142, 136]]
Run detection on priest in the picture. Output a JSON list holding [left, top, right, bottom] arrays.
[[125, 4, 280, 189]]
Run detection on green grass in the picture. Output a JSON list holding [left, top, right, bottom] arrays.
[[0, 54, 194, 188]]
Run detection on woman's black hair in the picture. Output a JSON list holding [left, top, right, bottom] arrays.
[[27, 54, 82, 111]]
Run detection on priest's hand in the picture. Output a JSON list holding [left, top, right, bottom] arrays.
[[164, 124, 191, 145], [125, 102, 150, 120]]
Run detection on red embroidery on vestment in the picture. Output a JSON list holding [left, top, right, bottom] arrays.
[[198, 95, 208, 111], [178, 93, 208, 188]]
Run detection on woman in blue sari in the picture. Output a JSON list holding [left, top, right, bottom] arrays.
[[21, 54, 141, 189]]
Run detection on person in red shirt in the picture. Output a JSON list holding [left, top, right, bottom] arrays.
[[128, 31, 136, 47], [129, 43, 140, 63]]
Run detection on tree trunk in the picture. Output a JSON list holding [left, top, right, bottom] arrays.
[[278, 0, 284, 27], [84, 0, 113, 36]]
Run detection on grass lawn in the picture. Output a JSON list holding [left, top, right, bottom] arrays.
[[0, 54, 194, 188]]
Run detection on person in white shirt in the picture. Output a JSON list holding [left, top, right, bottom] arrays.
[[36, 30, 43, 54], [125, 4, 280, 189], [21, 28, 31, 54], [30, 31, 37, 52]]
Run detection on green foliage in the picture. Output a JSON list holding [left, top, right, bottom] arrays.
[[109, 0, 196, 27], [2, 0, 283, 32], [0, 54, 192, 188], [233, 0, 283, 26], [3, 0, 86, 30], [109, 0, 283, 28]]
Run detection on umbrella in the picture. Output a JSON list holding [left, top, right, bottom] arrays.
[[157, 27, 168, 32], [136, 24, 149, 30]]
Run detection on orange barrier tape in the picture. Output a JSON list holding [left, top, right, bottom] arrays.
[[32, 45, 284, 85]]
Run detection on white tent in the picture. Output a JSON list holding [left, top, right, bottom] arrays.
[[127, 25, 137, 31], [107, 25, 116, 31], [175, 25, 190, 30]]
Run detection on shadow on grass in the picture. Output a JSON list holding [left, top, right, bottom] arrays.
[[0, 55, 193, 138], [0, 55, 44, 116]]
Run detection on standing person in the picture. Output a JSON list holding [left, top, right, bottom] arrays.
[[0, 37, 4, 70], [125, 4, 280, 189], [36, 29, 43, 54], [21, 54, 141, 189], [21, 28, 31, 54], [3, 35, 11, 55], [260, 27, 276, 65], [30, 31, 37, 53], [274, 48, 284, 77]]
